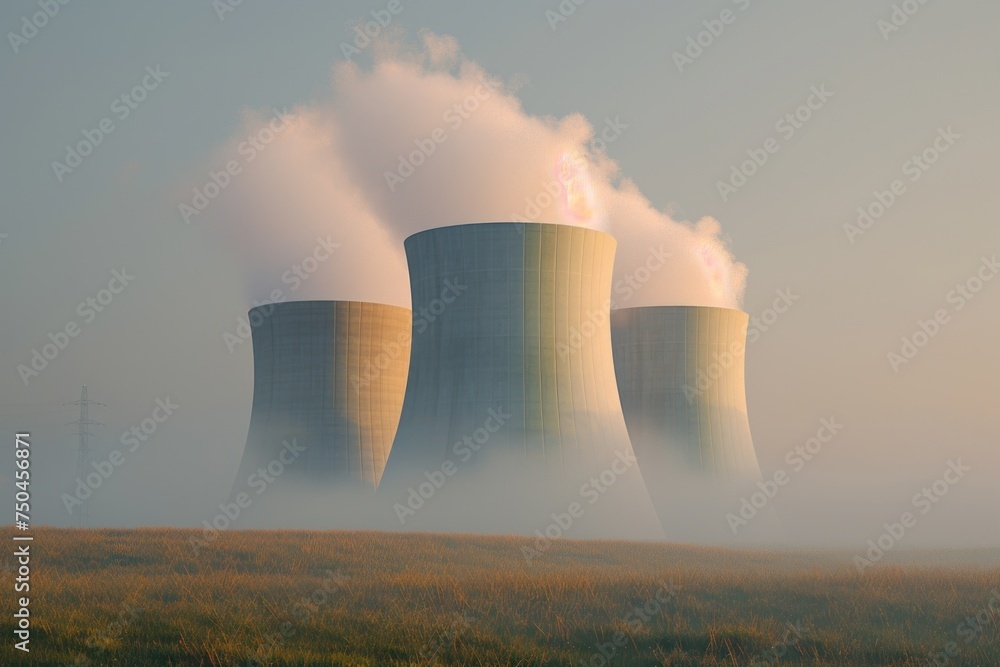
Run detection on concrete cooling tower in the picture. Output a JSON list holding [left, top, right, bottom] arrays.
[[611, 306, 777, 542], [611, 306, 761, 481], [380, 222, 662, 539], [231, 301, 411, 521]]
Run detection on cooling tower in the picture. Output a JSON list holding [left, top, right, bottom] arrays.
[[611, 306, 777, 542], [611, 306, 762, 483], [380, 222, 662, 538], [232, 301, 411, 508]]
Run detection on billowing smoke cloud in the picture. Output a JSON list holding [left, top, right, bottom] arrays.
[[191, 31, 747, 310]]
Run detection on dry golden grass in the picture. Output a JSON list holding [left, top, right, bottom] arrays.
[[0, 527, 997, 666]]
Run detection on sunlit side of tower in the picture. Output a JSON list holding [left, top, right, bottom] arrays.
[[232, 300, 411, 498], [611, 306, 762, 483], [381, 222, 660, 537]]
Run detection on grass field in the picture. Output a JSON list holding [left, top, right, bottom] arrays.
[[1, 528, 997, 666]]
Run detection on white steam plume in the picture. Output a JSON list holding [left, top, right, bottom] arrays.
[[192, 31, 747, 310]]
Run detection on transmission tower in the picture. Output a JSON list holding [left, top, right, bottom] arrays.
[[66, 385, 104, 526]]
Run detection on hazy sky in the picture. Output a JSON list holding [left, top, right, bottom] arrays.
[[1, 0, 997, 547]]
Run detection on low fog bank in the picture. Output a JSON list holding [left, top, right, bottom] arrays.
[[27, 423, 996, 554], [160, 443, 998, 558]]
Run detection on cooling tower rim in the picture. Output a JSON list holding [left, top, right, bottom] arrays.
[[247, 299, 411, 317], [403, 221, 613, 245], [610, 304, 749, 317]]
